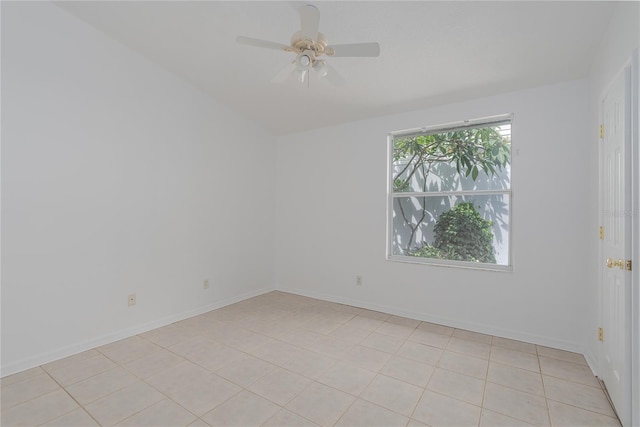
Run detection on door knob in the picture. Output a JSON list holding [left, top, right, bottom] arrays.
[[606, 258, 624, 269]]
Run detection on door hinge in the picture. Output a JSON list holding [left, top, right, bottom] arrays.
[[599, 226, 604, 240], [598, 327, 604, 341], [626, 260, 632, 271], [599, 124, 605, 139]]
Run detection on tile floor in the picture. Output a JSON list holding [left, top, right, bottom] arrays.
[[1, 291, 620, 426]]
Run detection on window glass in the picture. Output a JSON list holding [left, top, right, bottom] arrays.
[[388, 117, 512, 270]]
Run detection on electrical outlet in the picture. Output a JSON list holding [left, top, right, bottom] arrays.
[[128, 293, 136, 306], [203, 279, 210, 289], [356, 276, 363, 286]]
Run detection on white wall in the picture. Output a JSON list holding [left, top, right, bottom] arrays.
[[1, 2, 276, 376], [276, 79, 590, 352]]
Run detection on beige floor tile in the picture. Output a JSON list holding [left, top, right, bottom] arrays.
[[165, 335, 217, 359], [173, 315, 217, 333], [492, 337, 537, 354], [381, 355, 434, 387], [83, 381, 165, 426], [537, 346, 588, 365], [116, 398, 197, 426], [483, 382, 550, 426], [262, 408, 321, 427], [359, 331, 404, 354], [344, 345, 392, 372], [480, 409, 536, 426], [329, 324, 372, 343], [97, 336, 162, 365], [547, 400, 621, 427], [1, 370, 60, 409], [335, 398, 409, 427], [275, 327, 323, 348], [201, 390, 280, 426], [438, 350, 488, 379], [543, 375, 616, 417], [409, 328, 451, 349], [0, 292, 618, 427], [42, 349, 102, 372], [539, 356, 599, 387], [317, 361, 376, 395], [487, 361, 545, 396], [426, 368, 485, 406], [396, 341, 443, 365], [387, 315, 421, 328], [345, 315, 385, 331], [43, 352, 116, 386], [216, 328, 276, 352], [286, 382, 355, 427], [0, 366, 46, 387], [412, 389, 482, 427], [1, 389, 79, 427], [248, 367, 312, 405], [360, 374, 422, 416], [453, 329, 493, 344], [123, 348, 185, 379], [307, 336, 354, 360], [490, 346, 540, 373], [184, 341, 246, 372], [250, 340, 304, 366], [417, 321, 455, 337], [147, 363, 241, 416], [375, 321, 416, 339], [139, 324, 196, 348], [215, 354, 277, 387], [65, 366, 139, 405], [301, 318, 343, 335], [41, 408, 100, 426], [446, 337, 491, 359], [146, 360, 209, 386], [281, 348, 337, 380], [248, 318, 292, 338], [356, 309, 391, 321]]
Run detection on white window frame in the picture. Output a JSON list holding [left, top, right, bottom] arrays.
[[386, 114, 513, 272]]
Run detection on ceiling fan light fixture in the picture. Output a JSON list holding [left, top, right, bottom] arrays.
[[295, 51, 313, 71], [313, 60, 328, 78], [297, 69, 308, 83]]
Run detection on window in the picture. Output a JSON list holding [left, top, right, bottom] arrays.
[[387, 115, 512, 270]]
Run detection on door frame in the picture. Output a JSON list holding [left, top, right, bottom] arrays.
[[630, 47, 639, 427], [598, 48, 639, 427]]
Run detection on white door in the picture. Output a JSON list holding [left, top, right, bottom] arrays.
[[600, 64, 632, 427]]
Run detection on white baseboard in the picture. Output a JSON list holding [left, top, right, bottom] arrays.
[[280, 286, 587, 356], [583, 350, 599, 378], [1, 286, 274, 378]]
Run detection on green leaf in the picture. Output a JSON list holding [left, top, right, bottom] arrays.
[[471, 165, 479, 180]]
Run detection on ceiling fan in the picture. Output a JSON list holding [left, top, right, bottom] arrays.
[[236, 4, 380, 85]]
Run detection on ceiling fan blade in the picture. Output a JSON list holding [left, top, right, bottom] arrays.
[[236, 36, 290, 52], [323, 62, 346, 86], [271, 62, 296, 84], [299, 4, 320, 42], [328, 42, 380, 57]]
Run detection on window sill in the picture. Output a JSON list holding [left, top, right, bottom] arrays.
[[387, 255, 513, 273]]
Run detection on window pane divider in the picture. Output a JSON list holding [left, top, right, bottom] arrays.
[[392, 189, 511, 198]]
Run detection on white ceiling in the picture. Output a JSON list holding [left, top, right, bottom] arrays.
[[55, 1, 615, 135]]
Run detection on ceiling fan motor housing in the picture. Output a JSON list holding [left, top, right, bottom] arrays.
[[291, 31, 329, 57]]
